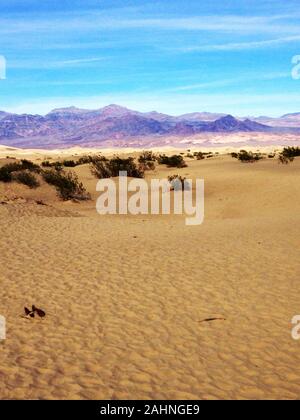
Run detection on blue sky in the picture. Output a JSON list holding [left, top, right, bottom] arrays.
[[0, 0, 300, 116]]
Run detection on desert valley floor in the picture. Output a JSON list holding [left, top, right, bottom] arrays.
[[0, 148, 300, 399]]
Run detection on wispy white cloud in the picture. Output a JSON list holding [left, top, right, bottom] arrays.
[[179, 35, 300, 53], [61, 57, 107, 65], [8, 56, 110, 70], [168, 72, 290, 92], [1, 12, 300, 35], [169, 79, 237, 92]]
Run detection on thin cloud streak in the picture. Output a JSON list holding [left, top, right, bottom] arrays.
[[178, 36, 300, 53], [1, 13, 300, 35], [61, 57, 107, 65], [168, 72, 290, 92], [8, 57, 110, 70]]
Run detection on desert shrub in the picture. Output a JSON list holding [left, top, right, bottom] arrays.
[[168, 175, 190, 191], [278, 147, 300, 164], [0, 160, 40, 182], [41, 160, 52, 167], [138, 151, 156, 163], [47, 159, 92, 168], [158, 155, 168, 165], [90, 156, 112, 179], [139, 161, 155, 171], [77, 155, 100, 165], [62, 160, 77, 167], [268, 154, 275, 159], [78, 155, 93, 165], [4, 159, 40, 173], [278, 154, 290, 164], [231, 150, 263, 163], [186, 153, 194, 159], [41, 160, 63, 171], [138, 151, 156, 170], [158, 154, 187, 168], [42, 169, 90, 201], [0, 165, 14, 182], [283, 146, 300, 157], [13, 170, 40, 189], [19, 159, 41, 173], [53, 162, 63, 171], [91, 156, 144, 179], [108, 157, 145, 178], [194, 152, 205, 160]]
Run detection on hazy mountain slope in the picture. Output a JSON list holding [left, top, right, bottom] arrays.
[[0, 104, 298, 148]]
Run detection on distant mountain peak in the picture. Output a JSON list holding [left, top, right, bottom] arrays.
[[212, 115, 239, 128], [100, 104, 134, 117], [102, 104, 128, 110], [220, 114, 236, 121], [210, 114, 270, 133]]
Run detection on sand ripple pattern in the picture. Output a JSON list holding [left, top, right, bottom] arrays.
[[0, 157, 300, 399]]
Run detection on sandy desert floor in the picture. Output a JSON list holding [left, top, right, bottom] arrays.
[[0, 148, 300, 400]]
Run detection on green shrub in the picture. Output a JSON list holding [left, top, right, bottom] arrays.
[[110, 157, 145, 178], [41, 161, 63, 171], [19, 159, 41, 172], [168, 175, 190, 191], [158, 154, 187, 168], [78, 156, 92, 165], [278, 155, 290, 164], [91, 156, 144, 179], [13, 170, 40, 189], [62, 160, 77, 167], [90, 156, 112, 179], [77, 155, 98, 165], [278, 147, 300, 164], [138, 151, 156, 163], [194, 152, 205, 160], [139, 161, 155, 171], [0, 165, 14, 182], [41, 160, 52, 167], [0, 159, 40, 182], [44, 158, 92, 168], [42, 169, 90, 201], [138, 151, 156, 170], [231, 150, 263, 163]]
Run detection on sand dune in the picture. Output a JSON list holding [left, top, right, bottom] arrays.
[[0, 151, 300, 399]]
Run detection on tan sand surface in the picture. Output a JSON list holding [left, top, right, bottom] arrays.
[[0, 150, 300, 399]]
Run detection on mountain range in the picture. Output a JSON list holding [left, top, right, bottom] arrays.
[[0, 104, 299, 149]]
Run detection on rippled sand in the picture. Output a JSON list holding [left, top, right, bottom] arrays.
[[0, 153, 300, 399]]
